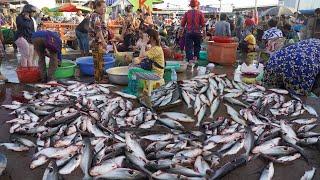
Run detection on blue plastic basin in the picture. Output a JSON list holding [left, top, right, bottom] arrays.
[[76, 56, 115, 76]]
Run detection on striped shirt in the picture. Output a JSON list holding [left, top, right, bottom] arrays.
[[181, 10, 205, 33]]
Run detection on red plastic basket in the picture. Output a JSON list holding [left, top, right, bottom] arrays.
[[16, 67, 41, 83]]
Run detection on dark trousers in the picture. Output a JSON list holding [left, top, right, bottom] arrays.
[[33, 38, 58, 82], [185, 32, 202, 61]]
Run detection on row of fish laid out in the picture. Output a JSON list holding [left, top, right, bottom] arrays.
[[0, 74, 319, 180]]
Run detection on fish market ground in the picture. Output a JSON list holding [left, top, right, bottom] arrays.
[[0, 57, 320, 179]]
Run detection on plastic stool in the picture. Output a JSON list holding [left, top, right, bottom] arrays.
[[143, 79, 165, 96]]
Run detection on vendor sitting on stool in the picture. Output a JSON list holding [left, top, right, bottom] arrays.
[[32, 30, 62, 82], [133, 29, 165, 79]]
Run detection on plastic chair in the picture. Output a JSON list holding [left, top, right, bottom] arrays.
[[143, 78, 165, 96]]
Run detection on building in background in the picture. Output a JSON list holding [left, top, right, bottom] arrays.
[[282, 0, 320, 10]]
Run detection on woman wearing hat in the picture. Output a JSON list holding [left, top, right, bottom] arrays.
[[181, 0, 206, 62], [15, 4, 37, 67]]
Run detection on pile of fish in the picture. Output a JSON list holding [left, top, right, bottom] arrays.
[[150, 81, 181, 108], [0, 73, 319, 180]]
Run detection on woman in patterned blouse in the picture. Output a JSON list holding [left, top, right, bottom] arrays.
[[264, 39, 320, 95], [89, 0, 108, 82]]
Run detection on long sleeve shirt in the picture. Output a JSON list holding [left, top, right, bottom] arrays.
[[15, 14, 35, 43], [181, 10, 205, 33]]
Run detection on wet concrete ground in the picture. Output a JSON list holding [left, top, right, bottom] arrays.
[[0, 50, 319, 180]]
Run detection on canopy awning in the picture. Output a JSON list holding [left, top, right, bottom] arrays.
[[49, 3, 92, 13]]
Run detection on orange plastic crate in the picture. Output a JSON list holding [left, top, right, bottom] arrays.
[[207, 41, 238, 65]]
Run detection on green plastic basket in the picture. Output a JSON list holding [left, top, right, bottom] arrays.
[[199, 51, 208, 60], [47, 60, 76, 79], [197, 59, 209, 67]]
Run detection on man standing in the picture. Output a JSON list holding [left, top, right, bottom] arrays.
[[181, 0, 205, 62], [214, 13, 231, 37], [235, 12, 244, 40]]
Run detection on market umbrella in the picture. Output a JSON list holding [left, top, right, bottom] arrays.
[[261, 6, 295, 16], [49, 3, 92, 13]]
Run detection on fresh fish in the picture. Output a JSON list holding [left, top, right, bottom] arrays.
[[276, 153, 301, 163], [225, 104, 247, 126], [196, 105, 207, 127], [114, 91, 137, 99], [223, 139, 244, 156], [125, 132, 147, 161], [152, 171, 179, 180], [209, 156, 247, 180], [182, 90, 192, 108], [292, 118, 317, 125], [243, 126, 255, 157], [280, 120, 298, 144], [42, 161, 58, 180], [297, 124, 317, 133], [59, 153, 82, 175], [35, 145, 80, 159], [139, 120, 156, 129], [260, 146, 296, 156], [80, 138, 92, 179], [300, 167, 316, 180], [30, 155, 49, 169], [0, 143, 29, 152], [141, 134, 173, 141], [303, 104, 318, 117], [95, 168, 146, 180], [167, 165, 202, 177], [252, 138, 281, 154], [269, 88, 289, 94], [161, 112, 195, 122], [224, 97, 249, 108], [89, 156, 125, 176], [0, 153, 7, 176], [11, 136, 36, 148], [174, 148, 203, 160], [157, 118, 185, 131], [194, 95, 202, 116], [200, 94, 210, 106], [209, 98, 220, 119], [259, 162, 274, 180], [194, 156, 210, 176]]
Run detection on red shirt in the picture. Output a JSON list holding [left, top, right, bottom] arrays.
[[181, 10, 205, 33]]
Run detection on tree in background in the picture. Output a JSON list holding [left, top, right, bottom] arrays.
[[41, 7, 63, 17]]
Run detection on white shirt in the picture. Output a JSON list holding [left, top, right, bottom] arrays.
[[32, 17, 37, 31]]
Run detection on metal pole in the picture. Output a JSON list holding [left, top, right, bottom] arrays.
[[219, 0, 221, 20], [296, 0, 301, 11]]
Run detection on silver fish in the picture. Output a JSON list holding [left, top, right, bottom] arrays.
[[167, 165, 202, 177], [259, 162, 274, 180], [158, 118, 185, 131], [30, 155, 49, 169], [114, 91, 137, 99], [303, 104, 318, 117], [269, 88, 289, 94], [161, 112, 195, 122], [300, 167, 316, 180], [80, 138, 92, 179], [152, 171, 179, 180], [59, 153, 82, 175], [209, 98, 220, 119], [260, 146, 296, 156], [194, 95, 202, 116], [292, 118, 317, 125], [252, 138, 281, 154], [141, 134, 174, 141], [89, 156, 125, 176], [0, 143, 29, 152], [276, 153, 301, 163], [196, 105, 207, 127], [194, 156, 210, 176], [182, 90, 192, 108], [42, 161, 58, 180], [96, 168, 146, 180]]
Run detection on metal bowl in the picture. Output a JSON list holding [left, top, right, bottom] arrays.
[[106, 66, 129, 85]]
